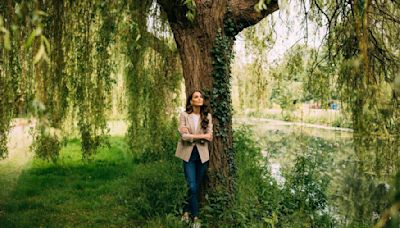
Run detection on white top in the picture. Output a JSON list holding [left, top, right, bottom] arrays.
[[190, 113, 200, 132]]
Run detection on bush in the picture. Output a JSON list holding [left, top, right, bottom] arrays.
[[31, 133, 61, 163], [202, 126, 281, 226], [201, 126, 336, 227], [126, 159, 186, 222], [130, 119, 179, 163], [280, 154, 332, 226]]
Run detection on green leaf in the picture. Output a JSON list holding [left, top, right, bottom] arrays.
[[25, 30, 36, 48], [33, 44, 45, 64], [394, 74, 400, 93], [35, 10, 49, 17], [35, 27, 43, 36], [182, 0, 196, 22], [1, 28, 11, 50], [186, 12, 195, 22], [135, 34, 141, 42], [42, 35, 51, 52]]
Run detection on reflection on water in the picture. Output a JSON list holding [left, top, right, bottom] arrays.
[[234, 118, 399, 227]]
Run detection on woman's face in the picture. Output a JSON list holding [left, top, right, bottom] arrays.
[[191, 91, 204, 107]]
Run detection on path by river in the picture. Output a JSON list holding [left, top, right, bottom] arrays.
[[0, 120, 34, 217]]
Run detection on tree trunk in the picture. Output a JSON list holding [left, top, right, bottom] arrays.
[[168, 3, 232, 193], [158, 0, 279, 195]]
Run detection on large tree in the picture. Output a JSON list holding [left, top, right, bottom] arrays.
[[155, 0, 279, 192], [0, 0, 279, 193]]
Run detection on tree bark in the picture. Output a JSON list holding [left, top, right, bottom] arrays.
[[158, 0, 279, 194]]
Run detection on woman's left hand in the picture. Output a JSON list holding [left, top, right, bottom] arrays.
[[203, 133, 212, 141]]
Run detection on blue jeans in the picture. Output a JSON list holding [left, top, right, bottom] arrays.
[[183, 145, 209, 217]]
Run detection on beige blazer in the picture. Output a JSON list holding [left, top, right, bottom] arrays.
[[175, 111, 213, 163]]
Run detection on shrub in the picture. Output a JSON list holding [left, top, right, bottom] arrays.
[[202, 126, 336, 227], [126, 159, 186, 221]]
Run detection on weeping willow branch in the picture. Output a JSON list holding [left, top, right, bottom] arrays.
[[305, 0, 400, 223], [123, 1, 181, 161]]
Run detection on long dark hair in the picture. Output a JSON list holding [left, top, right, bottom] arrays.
[[185, 90, 209, 130]]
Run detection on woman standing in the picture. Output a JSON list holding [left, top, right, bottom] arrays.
[[175, 90, 213, 227]]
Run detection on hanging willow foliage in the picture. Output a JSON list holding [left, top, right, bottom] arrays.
[[64, 1, 117, 159], [0, 11, 11, 158], [0, 1, 46, 159], [240, 18, 275, 111], [29, 0, 116, 161], [30, 0, 67, 162], [307, 0, 400, 170], [0, 3, 12, 159], [122, 0, 181, 161], [0, 0, 181, 161], [306, 1, 400, 224]]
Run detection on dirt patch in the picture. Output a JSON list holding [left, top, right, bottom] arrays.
[[0, 119, 35, 209]]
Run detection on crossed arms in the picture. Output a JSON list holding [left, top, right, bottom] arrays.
[[178, 112, 213, 143]]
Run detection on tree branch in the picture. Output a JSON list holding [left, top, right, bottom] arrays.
[[227, 0, 279, 34], [141, 29, 180, 79], [142, 30, 177, 57]]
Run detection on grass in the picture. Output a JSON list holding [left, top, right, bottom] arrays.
[[1, 126, 385, 227], [0, 137, 186, 227], [0, 143, 33, 211], [0, 129, 339, 227]]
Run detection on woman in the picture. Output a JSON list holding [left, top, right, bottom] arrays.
[[175, 90, 213, 226]]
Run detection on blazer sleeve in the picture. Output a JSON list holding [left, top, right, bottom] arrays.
[[178, 111, 194, 143], [206, 113, 213, 137]]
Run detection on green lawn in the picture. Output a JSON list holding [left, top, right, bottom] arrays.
[[0, 137, 186, 227], [1, 128, 381, 227]]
